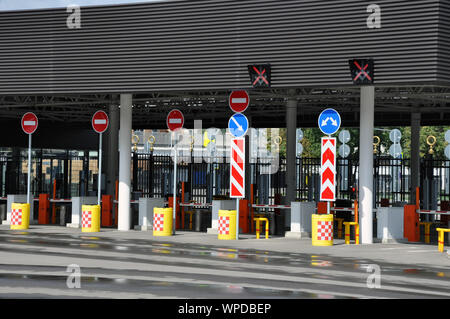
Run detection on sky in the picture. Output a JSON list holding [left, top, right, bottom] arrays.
[[0, 0, 162, 11]]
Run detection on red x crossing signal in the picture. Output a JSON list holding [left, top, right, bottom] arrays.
[[248, 64, 271, 88], [349, 59, 374, 85]]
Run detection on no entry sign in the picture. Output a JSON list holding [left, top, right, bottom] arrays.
[[229, 90, 249, 113], [21, 112, 38, 135], [167, 109, 184, 132], [92, 110, 109, 134]]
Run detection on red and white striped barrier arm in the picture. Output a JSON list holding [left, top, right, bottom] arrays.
[[252, 204, 291, 209], [417, 209, 450, 216], [331, 207, 354, 212], [318, 207, 377, 212], [49, 199, 72, 203], [180, 202, 212, 208], [113, 199, 139, 204]]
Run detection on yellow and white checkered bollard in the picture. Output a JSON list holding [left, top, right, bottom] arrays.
[[311, 214, 334, 246], [10, 203, 30, 230], [218, 210, 237, 240], [81, 205, 101, 233], [153, 207, 173, 236]]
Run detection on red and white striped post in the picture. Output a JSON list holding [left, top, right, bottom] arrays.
[[230, 137, 245, 239], [320, 137, 337, 214]]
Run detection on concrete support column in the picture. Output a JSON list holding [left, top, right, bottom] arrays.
[[359, 86, 375, 244], [118, 94, 132, 231], [106, 99, 119, 197], [286, 90, 298, 203], [410, 112, 421, 204]]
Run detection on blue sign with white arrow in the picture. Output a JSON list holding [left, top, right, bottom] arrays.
[[228, 113, 249, 138], [318, 108, 341, 136]]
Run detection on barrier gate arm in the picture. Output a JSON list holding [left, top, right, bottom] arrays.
[[252, 204, 291, 209], [416, 210, 450, 216]]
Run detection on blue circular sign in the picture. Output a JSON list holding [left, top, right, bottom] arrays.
[[318, 108, 341, 135], [228, 113, 249, 138]]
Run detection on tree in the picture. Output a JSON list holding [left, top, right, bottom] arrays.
[[297, 126, 450, 159]]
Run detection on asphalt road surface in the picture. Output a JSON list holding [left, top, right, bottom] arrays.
[[0, 229, 449, 299]]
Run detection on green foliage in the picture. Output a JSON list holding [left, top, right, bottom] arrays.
[[298, 126, 450, 159]]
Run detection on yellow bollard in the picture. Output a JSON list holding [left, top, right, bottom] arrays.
[[10, 203, 30, 230], [335, 218, 344, 239], [254, 217, 269, 239], [436, 228, 450, 252], [419, 222, 432, 244], [153, 207, 173, 236], [185, 210, 194, 230], [344, 222, 359, 245], [344, 223, 350, 244], [218, 210, 237, 240], [81, 205, 101, 232], [255, 219, 260, 239], [311, 214, 334, 246]]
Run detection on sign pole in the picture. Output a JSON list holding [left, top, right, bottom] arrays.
[[22, 112, 38, 205], [166, 109, 184, 235], [236, 198, 239, 240], [27, 133, 32, 205], [327, 134, 331, 215], [173, 131, 177, 235], [92, 111, 109, 206], [98, 132, 103, 206]]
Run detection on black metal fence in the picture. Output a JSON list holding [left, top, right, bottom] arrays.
[[131, 153, 450, 207], [1, 148, 449, 208], [0, 149, 98, 199]]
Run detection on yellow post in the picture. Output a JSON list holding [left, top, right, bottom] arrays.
[[255, 219, 260, 239], [437, 229, 444, 252], [254, 217, 270, 239], [264, 218, 269, 239], [153, 207, 173, 236], [420, 222, 432, 244], [355, 223, 360, 245], [344, 222, 359, 245], [344, 223, 351, 245], [436, 228, 450, 252], [10, 203, 30, 230], [184, 210, 194, 230], [335, 218, 344, 238], [81, 205, 101, 232]]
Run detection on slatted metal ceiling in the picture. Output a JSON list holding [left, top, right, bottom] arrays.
[[438, 1, 450, 82], [0, 0, 447, 95]]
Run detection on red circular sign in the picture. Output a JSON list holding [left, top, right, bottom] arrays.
[[92, 110, 109, 133], [167, 109, 184, 132], [229, 90, 250, 113], [21, 112, 38, 134]]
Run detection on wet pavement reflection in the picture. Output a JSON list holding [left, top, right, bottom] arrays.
[[0, 229, 449, 298]]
